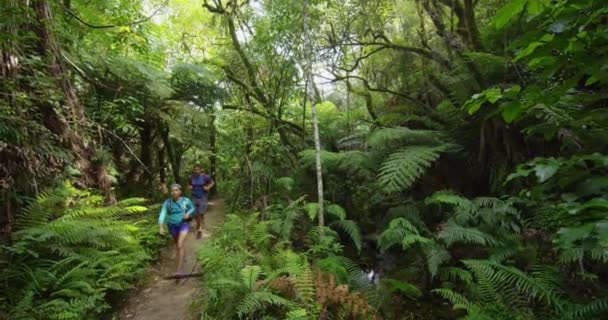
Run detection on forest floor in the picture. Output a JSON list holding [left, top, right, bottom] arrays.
[[114, 198, 225, 320]]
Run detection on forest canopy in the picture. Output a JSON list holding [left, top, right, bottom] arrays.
[[1, 0, 608, 319]]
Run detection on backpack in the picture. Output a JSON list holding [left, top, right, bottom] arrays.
[[165, 197, 187, 212]]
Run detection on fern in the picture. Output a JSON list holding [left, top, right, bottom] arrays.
[[241, 265, 263, 291], [463, 260, 563, 310], [2, 186, 156, 319], [433, 288, 475, 311], [439, 267, 474, 284], [236, 291, 294, 317], [330, 220, 362, 252], [566, 297, 608, 319], [425, 190, 473, 208], [367, 127, 444, 150], [379, 278, 422, 299], [325, 203, 347, 221], [378, 218, 423, 250], [437, 222, 500, 247], [424, 243, 451, 278], [377, 144, 450, 193]]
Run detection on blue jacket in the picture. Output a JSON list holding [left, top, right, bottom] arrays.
[[158, 197, 195, 225]]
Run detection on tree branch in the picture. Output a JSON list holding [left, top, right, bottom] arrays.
[[336, 41, 450, 69], [55, 0, 168, 29], [222, 105, 305, 136]]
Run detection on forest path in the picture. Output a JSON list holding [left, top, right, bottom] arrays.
[[115, 198, 225, 320]]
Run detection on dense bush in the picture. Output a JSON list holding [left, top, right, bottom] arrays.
[[0, 185, 165, 319]]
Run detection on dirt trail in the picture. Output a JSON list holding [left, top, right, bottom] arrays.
[[116, 198, 225, 320]]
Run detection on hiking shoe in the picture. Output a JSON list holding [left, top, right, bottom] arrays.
[[196, 230, 203, 239]]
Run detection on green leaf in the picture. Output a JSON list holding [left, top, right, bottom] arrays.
[[304, 203, 319, 221], [485, 87, 503, 103], [494, 0, 527, 29], [500, 101, 526, 123], [533, 161, 560, 182], [514, 41, 545, 61], [326, 204, 346, 220]]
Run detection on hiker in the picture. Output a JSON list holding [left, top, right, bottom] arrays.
[[188, 164, 215, 239], [158, 183, 195, 276]]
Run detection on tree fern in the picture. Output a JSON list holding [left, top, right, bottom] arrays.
[[377, 144, 450, 193], [437, 222, 500, 247], [367, 127, 444, 150], [378, 218, 424, 250]]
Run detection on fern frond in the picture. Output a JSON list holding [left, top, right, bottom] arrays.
[[433, 288, 475, 311], [438, 222, 500, 247], [379, 278, 422, 299], [330, 220, 362, 252], [463, 260, 563, 310], [424, 244, 451, 278], [367, 127, 443, 150], [378, 218, 422, 250], [240, 265, 263, 291], [439, 267, 473, 284], [425, 190, 473, 208], [325, 204, 346, 221], [566, 297, 608, 319], [377, 145, 449, 193], [236, 291, 294, 318]]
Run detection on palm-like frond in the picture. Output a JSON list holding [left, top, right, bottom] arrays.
[[330, 220, 362, 252], [377, 145, 450, 193], [437, 222, 500, 247], [236, 291, 294, 317]]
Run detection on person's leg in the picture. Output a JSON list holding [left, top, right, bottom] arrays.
[[176, 227, 189, 274], [199, 194, 208, 231], [195, 198, 204, 232]]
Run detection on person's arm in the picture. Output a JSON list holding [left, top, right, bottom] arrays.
[[188, 176, 193, 191], [158, 200, 168, 235], [183, 198, 195, 220], [204, 176, 215, 190], [186, 198, 195, 215]]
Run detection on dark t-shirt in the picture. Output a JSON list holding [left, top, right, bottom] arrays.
[[189, 174, 212, 198]]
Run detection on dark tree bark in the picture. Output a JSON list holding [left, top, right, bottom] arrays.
[[138, 120, 153, 188], [33, 0, 115, 203]]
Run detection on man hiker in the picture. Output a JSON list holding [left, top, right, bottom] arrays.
[[189, 164, 215, 239], [158, 183, 195, 276]]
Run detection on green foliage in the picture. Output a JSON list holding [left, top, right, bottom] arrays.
[[197, 210, 374, 319], [0, 186, 160, 319], [377, 145, 447, 193]]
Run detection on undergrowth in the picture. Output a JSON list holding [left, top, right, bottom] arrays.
[[0, 184, 165, 319]]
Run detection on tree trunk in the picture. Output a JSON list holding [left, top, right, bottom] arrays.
[[303, 0, 325, 227], [33, 0, 115, 203], [161, 126, 181, 185], [209, 110, 218, 195], [138, 121, 153, 188], [158, 144, 167, 194]]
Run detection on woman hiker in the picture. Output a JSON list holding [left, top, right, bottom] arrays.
[[158, 183, 195, 276]]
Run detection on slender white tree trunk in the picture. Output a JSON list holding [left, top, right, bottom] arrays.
[[303, 0, 324, 227]]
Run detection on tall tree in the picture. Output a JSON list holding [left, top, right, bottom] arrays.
[[303, 0, 325, 227]]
